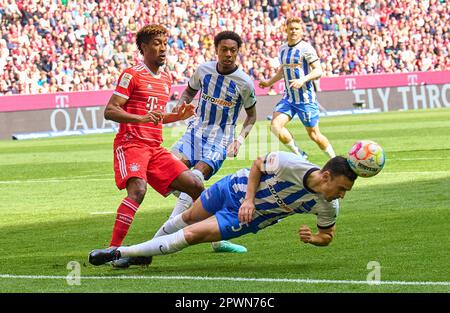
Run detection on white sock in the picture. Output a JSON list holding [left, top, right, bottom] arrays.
[[324, 145, 336, 158], [153, 213, 188, 238], [285, 139, 300, 155], [119, 229, 188, 257], [168, 169, 204, 219], [169, 192, 193, 219]]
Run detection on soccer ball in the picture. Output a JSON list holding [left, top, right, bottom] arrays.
[[347, 140, 385, 177]]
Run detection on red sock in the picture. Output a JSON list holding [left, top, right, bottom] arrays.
[[109, 197, 140, 247]]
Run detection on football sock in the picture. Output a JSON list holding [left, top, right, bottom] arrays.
[[324, 145, 336, 158], [169, 192, 193, 219], [285, 139, 301, 155], [169, 169, 204, 219], [119, 229, 188, 257], [109, 197, 139, 247], [153, 213, 188, 238]]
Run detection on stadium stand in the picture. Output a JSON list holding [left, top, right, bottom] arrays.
[[0, 0, 448, 95]]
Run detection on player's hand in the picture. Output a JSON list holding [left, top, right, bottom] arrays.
[[289, 78, 307, 89], [299, 224, 313, 244], [141, 111, 163, 125], [226, 140, 241, 157], [238, 199, 256, 224], [176, 102, 196, 120], [258, 80, 270, 88]]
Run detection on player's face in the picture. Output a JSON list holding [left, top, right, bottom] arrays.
[[286, 22, 302, 44], [322, 173, 354, 202], [216, 39, 239, 72], [142, 34, 168, 69]]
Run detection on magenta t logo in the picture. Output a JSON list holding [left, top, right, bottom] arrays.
[[55, 95, 70, 108], [345, 78, 356, 90], [407, 75, 418, 86]]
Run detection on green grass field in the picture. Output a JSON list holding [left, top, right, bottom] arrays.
[[0, 108, 449, 293]]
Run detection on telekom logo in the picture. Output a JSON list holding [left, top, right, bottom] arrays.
[[345, 78, 356, 90], [55, 95, 70, 108], [407, 75, 418, 85]]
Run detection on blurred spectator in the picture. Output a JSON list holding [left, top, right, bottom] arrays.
[[1, 0, 449, 96]]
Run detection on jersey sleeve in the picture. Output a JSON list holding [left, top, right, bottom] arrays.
[[113, 69, 135, 100], [304, 44, 319, 64], [262, 151, 293, 177], [316, 200, 339, 229], [242, 79, 257, 109], [187, 65, 202, 91]]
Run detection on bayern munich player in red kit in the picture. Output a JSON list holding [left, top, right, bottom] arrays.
[[101, 25, 204, 267]]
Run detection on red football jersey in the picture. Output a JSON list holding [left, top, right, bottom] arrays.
[[113, 63, 172, 145]]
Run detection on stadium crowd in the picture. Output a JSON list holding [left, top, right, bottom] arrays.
[[0, 0, 448, 95]]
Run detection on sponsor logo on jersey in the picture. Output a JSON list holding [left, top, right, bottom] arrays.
[[119, 73, 132, 88], [267, 181, 292, 212], [147, 83, 152, 90], [201, 93, 233, 107]]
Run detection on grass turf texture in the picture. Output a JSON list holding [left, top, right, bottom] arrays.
[[0, 108, 449, 293]]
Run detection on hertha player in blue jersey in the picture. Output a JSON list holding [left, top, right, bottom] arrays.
[[168, 31, 257, 254], [89, 152, 357, 266], [259, 17, 336, 159]]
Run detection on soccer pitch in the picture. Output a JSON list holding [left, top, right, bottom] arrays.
[[0, 108, 449, 293]]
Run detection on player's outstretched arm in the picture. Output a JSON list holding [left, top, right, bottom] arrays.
[[258, 66, 284, 88], [238, 156, 265, 224], [163, 102, 196, 123], [104, 94, 162, 124], [227, 106, 257, 157], [177, 85, 198, 106], [299, 224, 335, 246], [289, 60, 323, 89]]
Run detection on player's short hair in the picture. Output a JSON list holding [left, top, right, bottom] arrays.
[[322, 156, 358, 182], [214, 31, 243, 49], [286, 17, 302, 27], [136, 24, 168, 55]]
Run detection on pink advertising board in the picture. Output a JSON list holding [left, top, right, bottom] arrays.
[[1, 71, 449, 112]]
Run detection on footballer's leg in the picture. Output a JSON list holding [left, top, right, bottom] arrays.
[[111, 148, 202, 268], [271, 106, 308, 158], [167, 162, 209, 219], [194, 157, 247, 254], [90, 207, 222, 265], [168, 133, 207, 218], [109, 142, 150, 248], [301, 106, 335, 158]]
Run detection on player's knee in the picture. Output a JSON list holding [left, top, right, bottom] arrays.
[[186, 175, 204, 200], [270, 123, 281, 135], [183, 228, 200, 245], [126, 179, 147, 203], [308, 129, 320, 141]]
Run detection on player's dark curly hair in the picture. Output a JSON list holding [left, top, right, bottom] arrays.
[[136, 24, 168, 55], [214, 31, 243, 48], [322, 156, 358, 182]]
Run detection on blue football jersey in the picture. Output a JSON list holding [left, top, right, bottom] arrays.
[[228, 151, 339, 230], [187, 61, 256, 147], [279, 41, 319, 104]]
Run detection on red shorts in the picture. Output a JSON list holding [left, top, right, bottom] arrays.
[[113, 139, 188, 196]]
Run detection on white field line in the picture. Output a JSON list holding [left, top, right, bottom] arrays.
[[0, 274, 449, 286]]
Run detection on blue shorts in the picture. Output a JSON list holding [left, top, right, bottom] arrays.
[[172, 130, 226, 179], [200, 176, 261, 240], [274, 98, 320, 127]]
